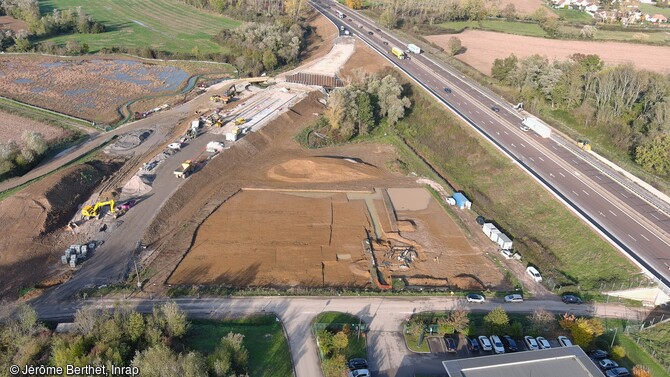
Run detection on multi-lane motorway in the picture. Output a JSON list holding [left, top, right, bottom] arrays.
[[310, 0, 670, 292]]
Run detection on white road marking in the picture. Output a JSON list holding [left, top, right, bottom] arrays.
[[559, 172, 566, 178], [572, 159, 579, 164], [640, 233, 650, 241], [520, 143, 526, 148], [572, 190, 579, 196], [551, 145, 558, 150], [503, 131, 508, 135], [595, 175, 603, 181], [599, 212, 606, 217], [468, 110, 472, 114], [511, 143, 516, 148], [538, 157, 544, 162], [628, 234, 637, 242], [609, 210, 618, 217], [582, 190, 590, 196], [621, 192, 628, 198], [457, 102, 461, 106], [488, 120, 494, 124], [475, 110, 480, 114], [529, 157, 535, 162], [549, 173, 555, 177], [651, 213, 660, 220], [496, 132, 500, 135]]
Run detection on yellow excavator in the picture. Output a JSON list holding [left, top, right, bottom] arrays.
[[577, 139, 591, 152], [81, 200, 115, 218]]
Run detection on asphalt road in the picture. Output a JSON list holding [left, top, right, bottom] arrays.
[[311, 0, 670, 292], [32, 296, 652, 377]]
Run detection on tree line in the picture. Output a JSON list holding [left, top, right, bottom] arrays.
[[175, 0, 310, 21], [0, 131, 48, 180], [213, 19, 305, 76], [492, 53, 670, 176], [0, 0, 104, 52], [305, 72, 411, 145], [0, 303, 252, 377]]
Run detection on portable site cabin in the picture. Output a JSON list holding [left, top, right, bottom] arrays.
[[489, 229, 502, 243], [482, 223, 497, 238], [497, 233, 513, 250], [452, 193, 471, 209]]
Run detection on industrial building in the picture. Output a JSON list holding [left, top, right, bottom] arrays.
[[442, 346, 603, 377]]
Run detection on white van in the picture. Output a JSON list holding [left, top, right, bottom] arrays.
[[526, 266, 542, 282]]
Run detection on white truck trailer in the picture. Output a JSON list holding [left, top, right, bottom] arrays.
[[407, 43, 422, 54], [522, 117, 551, 138]]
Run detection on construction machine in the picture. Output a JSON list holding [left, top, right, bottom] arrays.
[[174, 160, 195, 179], [210, 95, 231, 104], [234, 118, 246, 125], [577, 139, 591, 151], [81, 200, 115, 218]]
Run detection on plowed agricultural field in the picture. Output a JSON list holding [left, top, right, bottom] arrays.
[[427, 30, 670, 75], [39, 0, 240, 54]]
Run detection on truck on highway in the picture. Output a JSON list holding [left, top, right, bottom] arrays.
[[407, 43, 421, 54], [391, 47, 406, 59], [522, 117, 552, 138], [336, 10, 345, 18], [174, 160, 194, 179]]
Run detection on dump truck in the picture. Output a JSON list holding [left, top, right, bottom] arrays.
[[407, 43, 421, 54], [391, 47, 406, 59], [521, 117, 551, 138], [234, 118, 246, 125], [174, 160, 194, 179]]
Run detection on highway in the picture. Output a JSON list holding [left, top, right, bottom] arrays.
[[310, 0, 670, 292]]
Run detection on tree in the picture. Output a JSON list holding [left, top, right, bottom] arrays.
[[448, 308, 470, 333], [209, 332, 249, 377], [262, 49, 278, 71], [635, 135, 670, 175], [345, 0, 362, 9], [127, 311, 145, 343], [447, 37, 462, 56], [355, 91, 374, 135], [530, 308, 556, 336], [22, 131, 47, 155], [531, 7, 548, 23], [568, 317, 604, 349], [379, 8, 397, 28], [611, 345, 626, 360], [133, 344, 207, 377], [483, 306, 509, 334], [502, 3, 517, 20], [74, 306, 99, 335], [159, 301, 189, 338], [632, 365, 651, 377], [373, 75, 410, 127], [542, 17, 560, 37], [580, 25, 597, 39], [491, 54, 518, 84], [406, 318, 425, 338], [317, 330, 334, 357], [322, 354, 347, 377], [332, 331, 349, 352]]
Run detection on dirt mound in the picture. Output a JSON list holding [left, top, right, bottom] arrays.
[[267, 157, 381, 183], [0, 160, 119, 299], [105, 129, 153, 154], [121, 174, 153, 197]]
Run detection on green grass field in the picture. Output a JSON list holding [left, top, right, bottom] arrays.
[[39, 0, 240, 54], [552, 8, 594, 23], [183, 316, 293, 377], [438, 20, 548, 37], [395, 81, 638, 292], [639, 3, 670, 18]]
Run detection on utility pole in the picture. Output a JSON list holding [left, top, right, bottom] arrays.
[[134, 260, 142, 290]]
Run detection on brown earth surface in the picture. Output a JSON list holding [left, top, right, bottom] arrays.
[[0, 160, 120, 299], [340, 38, 393, 79], [301, 13, 340, 64], [0, 15, 28, 32], [0, 109, 69, 143], [427, 30, 670, 75], [0, 55, 231, 124], [497, 0, 555, 17]]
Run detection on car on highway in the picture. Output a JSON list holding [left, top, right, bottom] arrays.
[[478, 335, 492, 351], [376, 28, 380, 31], [502, 335, 518, 352], [536, 336, 551, 349], [605, 368, 630, 377], [368, 31, 373, 35], [444, 335, 457, 352], [348, 369, 370, 377], [599, 359, 619, 371], [490, 335, 505, 354], [526, 266, 543, 282], [348, 358, 368, 371], [444, 87, 452, 94], [383, 41, 388, 45], [562, 295, 582, 304], [524, 336, 539, 350], [520, 125, 530, 132], [466, 337, 480, 352], [466, 293, 486, 303], [504, 294, 523, 303], [491, 106, 500, 112], [168, 142, 182, 150], [557, 336, 573, 347]]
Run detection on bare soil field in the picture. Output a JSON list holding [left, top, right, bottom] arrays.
[[497, 0, 554, 17], [0, 15, 28, 32], [0, 55, 231, 124], [301, 14, 339, 64], [340, 39, 393, 79], [0, 160, 120, 299], [427, 30, 670, 75], [0, 109, 68, 143]]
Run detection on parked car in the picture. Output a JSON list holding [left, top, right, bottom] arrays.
[[599, 359, 619, 371], [491, 106, 500, 112], [466, 337, 480, 352], [562, 295, 582, 304], [348, 369, 370, 377], [168, 142, 182, 150], [490, 335, 505, 354], [478, 335, 493, 351], [444, 87, 452, 94], [536, 337, 551, 349], [466, 293, 486, 303], [444, 336, 457, 352], [605, 368, 630, 377], [347, 358, 368, 371], [526, 266, 543, 282], [504, 294, 523, 303], [475, 215, 486, 225], [523, 336, 539, 350], [590, 349, 610, 360], [557, 336, 573, 347], [502, 335, 518, 352]]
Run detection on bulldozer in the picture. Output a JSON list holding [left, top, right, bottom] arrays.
[[577, 139, 591, 152], [81, 200, 115, 219]]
